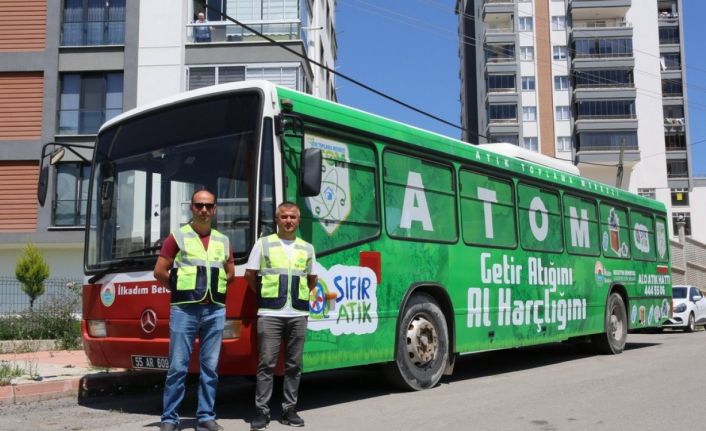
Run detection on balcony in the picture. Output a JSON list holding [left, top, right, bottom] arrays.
[[61, 20, 125, 46], [572, 22, 632, 39], [664, 118, 686, 134], [569, 0, 631, 20], [185, 19, 302, 44], [484, 0, 514, 15]]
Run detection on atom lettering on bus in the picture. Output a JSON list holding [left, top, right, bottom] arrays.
[[308, 263, 378, 335]]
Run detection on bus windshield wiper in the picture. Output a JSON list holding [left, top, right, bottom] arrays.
[[87, 259, 148, 284], [127, 244, 162, 255]]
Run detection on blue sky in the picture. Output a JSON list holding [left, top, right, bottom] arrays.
[[335, 0, 706, 176]]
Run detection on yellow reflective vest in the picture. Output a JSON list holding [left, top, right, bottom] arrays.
[[257, 234, 313, 311], [171, 224, 229, 305]]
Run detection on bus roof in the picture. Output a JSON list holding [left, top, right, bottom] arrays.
[[97, 80, 666, 215]]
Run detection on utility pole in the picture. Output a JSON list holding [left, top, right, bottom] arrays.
[[615, 138, 625, 188]]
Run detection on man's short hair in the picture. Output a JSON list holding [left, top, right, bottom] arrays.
[[191, 188, 216, 204], [276, 201, 300, 217]]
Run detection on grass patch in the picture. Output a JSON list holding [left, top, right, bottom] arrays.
[[0, 361, 25, 386]]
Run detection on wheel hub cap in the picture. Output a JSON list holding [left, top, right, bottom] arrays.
[[405, 316, 438, 366]]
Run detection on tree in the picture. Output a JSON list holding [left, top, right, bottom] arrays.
[[15, 243, 50, 310]]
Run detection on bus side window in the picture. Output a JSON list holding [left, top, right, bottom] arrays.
[[562, 193, 600, 256], [517, 182, 563, 253], [296, 132, 380, 254], [383, 151, 457, 243], [630, 210, 656, 261], [459, 168, 516, 248], [655, 217, 670, 263], [599, 203, 630, 259]]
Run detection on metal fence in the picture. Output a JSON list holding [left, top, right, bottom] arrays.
[[0, 276, 82, 316]]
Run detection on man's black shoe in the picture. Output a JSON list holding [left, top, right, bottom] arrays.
[[159, 422, 178, 431], [196, 420, 223, 431], [280, 408, 305, 427], [251, 411, 270, 431]]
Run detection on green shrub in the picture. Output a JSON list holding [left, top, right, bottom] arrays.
[[0, 291, 81, 350], [15, 243, 51, 310]]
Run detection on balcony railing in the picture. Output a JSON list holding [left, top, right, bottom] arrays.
[[577, 143, 638, 152], [486, 26, 514, 33], [574, 52, 633, 59], [575, 82, 634, 89], [488, 87, 517, 93], [573, 20, 631, 29], [61, 20, 125, 46], [576, 114, 636, 120], [185, 19, 302, 44], [485, 0, 514, 3], [57, 108, 122, 135], [488, 117, 518, 124], [665, 141, 687, 151]]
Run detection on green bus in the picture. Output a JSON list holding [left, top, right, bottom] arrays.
[[42, 80, 671, 390]]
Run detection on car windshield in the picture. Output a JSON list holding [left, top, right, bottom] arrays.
[[85, 91, 262, 271], [672, 287, 687, 298]]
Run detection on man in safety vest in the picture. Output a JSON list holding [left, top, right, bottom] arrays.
[[245, 201, 317, 430], [154, 189, 235, 431]]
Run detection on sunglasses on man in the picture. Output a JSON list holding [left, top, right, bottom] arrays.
[[193, 202, 215, 210]]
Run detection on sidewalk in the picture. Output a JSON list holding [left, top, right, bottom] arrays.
[[0, 349, 165, 405]]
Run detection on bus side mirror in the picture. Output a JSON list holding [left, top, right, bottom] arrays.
[[300, 148, 322, 197]]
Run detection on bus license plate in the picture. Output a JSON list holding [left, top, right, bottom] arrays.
[[131, 355, 169, 370]]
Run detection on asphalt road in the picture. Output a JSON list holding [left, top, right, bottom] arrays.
[[1, 329, 704, 431]]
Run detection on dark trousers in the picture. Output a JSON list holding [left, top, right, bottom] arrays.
[[255, 315, 307, 415]]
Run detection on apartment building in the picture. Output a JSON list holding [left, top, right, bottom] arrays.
[[457, 0, 706, 242], [0, 0, 337, 281]]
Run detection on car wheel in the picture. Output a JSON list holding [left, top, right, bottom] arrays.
[[685, 313, 695, 332]]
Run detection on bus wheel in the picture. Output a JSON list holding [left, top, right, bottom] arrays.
[[591, 293, 627, 354], [388, 293, 448, 391]]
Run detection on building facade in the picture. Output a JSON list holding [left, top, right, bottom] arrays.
[[457, 0, 705, 241], [0, 0, 336, 281]]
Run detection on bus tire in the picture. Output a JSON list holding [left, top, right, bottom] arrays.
[[591, 292, 627, 355], [388, 293, 448, 391]]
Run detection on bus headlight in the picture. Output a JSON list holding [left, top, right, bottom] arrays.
[[87, 320, 107, 338], [222, 319, 242, 339]]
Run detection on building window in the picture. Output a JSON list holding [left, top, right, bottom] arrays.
[[58, 72, 123, 135], [520, 46, 534, 61], [490, 135, 519, 145], [665, 133, 687, 151], [575, 69, 633, 88], [577, 132, 638, 151], [519, 17, 533, 32], [61, 0, 126, 46], [638, 188, 656, 199], [521, 76, 536, 90], [488, 104, 518, 123], [662, 79, 683, 96], [522, 106, 537, 121], [667, 159, 689, 178], [557, 136, 572, 152], [554, 75, 569, 90], [659, 27, 680, 45], [187, 65, 301, 91], [522, 137, 538, 152], [552, 16, 566, 31], [53, 163, 91, 227], [485, 44, 516, 62], [576, 100, 635, 119], [555, 106, 571, 120], [553, 46, 567, 60], [660, 54, 681, 71], [488, 74, 516, 92], [574, 38, 633, 58], [671, 188, 689, 206], [672, 212, 691, 236]]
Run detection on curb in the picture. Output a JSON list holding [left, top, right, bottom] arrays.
[[0, 371, 167, 405]]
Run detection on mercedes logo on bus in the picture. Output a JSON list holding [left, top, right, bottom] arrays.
[[140, 309, 157, 334]]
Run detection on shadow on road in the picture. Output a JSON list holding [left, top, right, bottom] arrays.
[[74, 337, 665, 427]]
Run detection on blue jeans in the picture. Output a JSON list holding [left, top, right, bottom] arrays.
[[162, 303, 225, 425]]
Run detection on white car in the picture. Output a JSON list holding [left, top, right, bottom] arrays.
[[663, 285, 706, 332]]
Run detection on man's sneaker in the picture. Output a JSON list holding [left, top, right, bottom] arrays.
[[250, 411, 270, 431], [159, 422, 178, 431], [196, 420, 223, 431], [280, 408, 305, 427]]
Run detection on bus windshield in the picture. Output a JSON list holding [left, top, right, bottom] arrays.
[[85, 91, 262, 272]]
